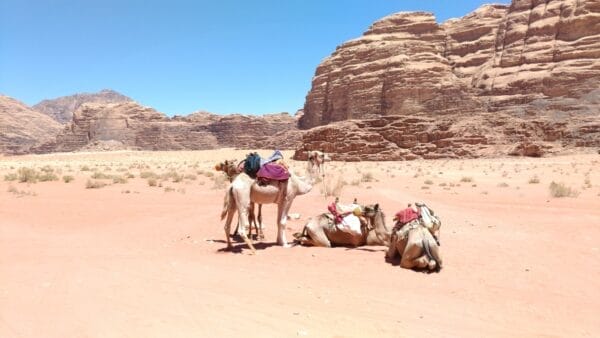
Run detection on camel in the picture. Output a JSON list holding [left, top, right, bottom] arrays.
[[415, 202, 441, 245], [294, 203, 391, 248], [221, 172, 313, 253], [386, 205, 442, 271], [306, 150, 330, 180], [215, 160, 264, 239]]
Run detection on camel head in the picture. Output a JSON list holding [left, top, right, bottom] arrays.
[[307, 150, 330, 164], [363, 203, 391, 246]]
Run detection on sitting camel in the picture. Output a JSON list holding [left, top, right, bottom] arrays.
[[386, 204, 442, 271], [294, 203, 391, 247], [215, 160, 263, 239], [221, 172, 313, 253], [306, 150, 330, 180]]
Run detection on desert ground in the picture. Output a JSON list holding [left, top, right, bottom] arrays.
[[1, 149, 599, 338]]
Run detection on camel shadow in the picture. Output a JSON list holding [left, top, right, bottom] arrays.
[[215, 240, 279, 254], [346, 247, 386, 253], [384, 256, 441, 273]]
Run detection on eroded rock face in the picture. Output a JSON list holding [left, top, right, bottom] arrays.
[[0, 95, 62, 154], [32, 102, 300, 153], [33, 89, 133, 124], [297, 0, 600, 159]]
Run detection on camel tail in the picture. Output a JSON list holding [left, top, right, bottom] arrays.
[[221, 187, 232, 220]]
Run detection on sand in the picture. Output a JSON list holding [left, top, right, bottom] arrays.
[[1, 149, 599, 337]]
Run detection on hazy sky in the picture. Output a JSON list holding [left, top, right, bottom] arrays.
[[0, 0, 510, 116]]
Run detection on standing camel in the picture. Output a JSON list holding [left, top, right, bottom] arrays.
[[221, 172, 313, 253], [215, 160, 263, 239], [307, 150, 330, 180], [294, 203, 391, 247]]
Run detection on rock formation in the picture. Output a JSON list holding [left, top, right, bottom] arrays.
[[33, 89, 133, 123], [0, 95, 62, 154], [32, 101, 300, 153], [296, 0, 599, 160]]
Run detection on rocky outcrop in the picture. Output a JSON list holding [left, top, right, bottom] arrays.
[[33, 89, 133, 123], [0, 95, 62, 154], [32, 102, 300, 153], [297, 0, 600, 159]]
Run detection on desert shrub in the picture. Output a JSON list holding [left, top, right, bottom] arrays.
[[112, 176, 128, 184], [62, 175, 75, 183], [125, 172, 135, 179], [460, 176, 473, 183], [38, 172, 59, 182], [184, 174, 197, 181], [497, 182, 509, 188], [4, 173, 17, 181], [91, 172, 111, 179], [549, 181, 579, 198], [321, 176, 346, 197], [438, 182, 447, 187], [212, 175, 228, 189], [140, 171, 158, 179], [147, 178, 158, 187], [18, 167, 38, 183], [424, 179, 434, 185], [528, 176, 540, 184], [80, 165, 91, 171], [164, 186, 176, 192], [361, 172, 374, 183], [86, 179, 107, 189]]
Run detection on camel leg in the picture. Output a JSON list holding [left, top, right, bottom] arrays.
[[257, 204, 264, 240], [236, 205, 256, 254], [223, 198, 236, 249], [305, 221, 332, 247], [276, 202, 290, 247], [386, 238, 398, 259], [248, 202, 255, 240], [400, 244, 429, 269]]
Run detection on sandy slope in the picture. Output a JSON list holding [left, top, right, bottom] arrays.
[[1, 150, 599, 337]]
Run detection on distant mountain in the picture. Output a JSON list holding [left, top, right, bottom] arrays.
[[32, 89, 132, 123], [0, 95, 62, 154]]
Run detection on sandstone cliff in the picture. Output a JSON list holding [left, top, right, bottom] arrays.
[[296, 0, 599, 159], [32, 102, 300, 153], [0, 95, 62, 154], [33, 89, 133, 123]]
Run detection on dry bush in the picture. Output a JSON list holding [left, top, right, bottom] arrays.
[[497, 182, 509, 188], [361, 172, 374, 183], [18, 167, 38, 183], [460, 176, 473, 183], [140, 171, 158, 179], [7, 185, 36, 197], [549, 181, 579, 198], [38, 172, 59, 182], [212, 175, 228, 189], [528, 176, 540, 184], [184, 174, 197, 181], [424, 179, 434, 185], [321, 176, 346, 197], [91, 171, 111, 179], [62, 175, 74, 183], [164, 186, 176, 192], [147, 178, 158, 187], [4, 173, 17, 181], [86, 180, 107, 189], [112, 176, 128, 184], [80, 165, 91, 171]]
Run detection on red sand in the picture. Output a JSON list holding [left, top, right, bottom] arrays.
[[1, 150, 599, 337]]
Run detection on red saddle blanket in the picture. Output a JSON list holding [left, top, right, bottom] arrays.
[[257, 162, 290, 181], [394, 208, 420, 225]]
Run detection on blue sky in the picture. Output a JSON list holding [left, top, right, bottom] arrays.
[[0, 0, 509, 116]]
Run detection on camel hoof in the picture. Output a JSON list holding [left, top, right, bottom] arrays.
[[282, 243, 291, 248], [428, 260, 437, 270]]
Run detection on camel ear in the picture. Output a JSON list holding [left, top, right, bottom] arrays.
[[374, 203, 379, 211]]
